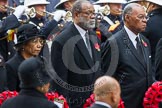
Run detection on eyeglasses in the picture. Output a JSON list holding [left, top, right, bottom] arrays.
[[137, 15, 149, 21], [29, 38, 45, 45], [80, 11, 96, 17]]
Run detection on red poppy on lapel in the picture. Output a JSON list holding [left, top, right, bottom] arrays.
[[141, 39, 148, 47], [94, 43, 100, 51]]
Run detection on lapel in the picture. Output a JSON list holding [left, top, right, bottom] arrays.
[[70, 24, 94, 68], [122, 29, 147, 68], [89, 31, 100, 63]]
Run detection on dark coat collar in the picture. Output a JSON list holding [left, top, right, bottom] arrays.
[[19, 88, 47, 99]]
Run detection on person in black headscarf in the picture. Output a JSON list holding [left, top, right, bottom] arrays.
[[1, 56, 58, 108]]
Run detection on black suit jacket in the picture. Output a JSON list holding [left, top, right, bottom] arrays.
[[1, 89, 58, 108], [51, 23, 103, 108], [89, 103, 110, 108], [102, 28, 154, 108]]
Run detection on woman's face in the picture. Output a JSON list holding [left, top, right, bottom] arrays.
[[22, 37, 45, 58]]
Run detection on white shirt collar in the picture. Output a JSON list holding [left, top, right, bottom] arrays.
[[124, 25, 140, 49], [74, 23, 88, 47], [95, 101, 112, 108]]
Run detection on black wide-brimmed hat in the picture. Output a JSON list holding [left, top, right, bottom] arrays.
[[18, 56, 51, 88], [15, 24, 46, 46]]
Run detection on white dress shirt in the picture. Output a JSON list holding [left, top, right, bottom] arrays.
[[95, 101, 112, 108], [124, 25, 140, 49], [74, 23, 88, 48]]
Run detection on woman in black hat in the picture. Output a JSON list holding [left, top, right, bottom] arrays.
[[5, 24, 46, 91], [1, 57, 58, 108]]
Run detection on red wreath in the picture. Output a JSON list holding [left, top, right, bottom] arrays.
[[0, 91, 18, 105], [0, 91, 69, 108], [143, 81, 162, 108], [45, 92, 69, 108], [83, 94, 125, 108]]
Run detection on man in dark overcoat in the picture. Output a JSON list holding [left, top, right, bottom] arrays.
[[51, 0, 103, 107]]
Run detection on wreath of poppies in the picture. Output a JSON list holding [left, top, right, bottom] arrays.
[[45, 92, 69, 108], [0, 91, 69, 108], [143, 81, 162, 108], [0, 91, 18, 105], [83, 94, 125, 108]]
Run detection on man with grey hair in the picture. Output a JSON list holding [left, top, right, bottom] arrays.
[[102, 3, 154, 108], [51, 0, 102, 107], [90, 76, 121, 108]]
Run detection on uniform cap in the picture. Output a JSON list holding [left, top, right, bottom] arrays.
[[55, 0, 69, 10], [24, 0, 49, 7], [146, 0, 162, 6], [94, 0, 127, 4]]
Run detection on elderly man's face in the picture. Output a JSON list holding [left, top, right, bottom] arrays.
[[77, 2, 96, 30], [125, 6, 147, 35]]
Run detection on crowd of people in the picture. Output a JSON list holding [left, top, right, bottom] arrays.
[[0, 0, 162, 108]]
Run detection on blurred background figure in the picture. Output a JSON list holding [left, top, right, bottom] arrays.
[[0, 0, 8, 19], [1, 57, 58, 108], [54, 0, 76, 11], [90, 76, 121, 108], [94, 0, 127, 43], [0, 2, 26, 92], [127, 0, 149, 10], [6, 24, 46, 91], [8, 0, 23, 7], [44, 0, 76, 44], [53, 0, 76, 24], [142, 0, 162, 79], [46, 0, 60, 12], [24, 0, 49, 29]]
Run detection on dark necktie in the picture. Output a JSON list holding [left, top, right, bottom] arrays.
[[85, 32, 92, 58], [136, 37, 144, 59]]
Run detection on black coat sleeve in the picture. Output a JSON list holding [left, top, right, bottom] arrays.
[[155, 38, 162, 80], [0, 15, 20, 37]]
